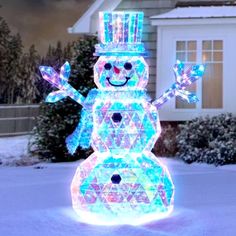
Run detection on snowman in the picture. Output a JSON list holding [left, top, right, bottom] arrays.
[[39, 12, 204, 225]]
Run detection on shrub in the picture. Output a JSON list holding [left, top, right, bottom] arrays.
[[31, 36, 97, 162], [176, 113, 236, 165], [153, 122, 179, 157]]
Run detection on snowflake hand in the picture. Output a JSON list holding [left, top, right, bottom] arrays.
[[39, 61, 85, 106], [152, 60, 205, 109]]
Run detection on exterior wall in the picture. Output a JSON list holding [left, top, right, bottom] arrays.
[[70, 0, 236, 121], [115, 0, 176, 98], [114, 0, 232, 98], [155, 22, 236, 121], [0, 105, 39, 136], [71, 0, 235, 105]]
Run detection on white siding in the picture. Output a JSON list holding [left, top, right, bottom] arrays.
[[154, 23, 236, 120], [116, 0, 176, 98]]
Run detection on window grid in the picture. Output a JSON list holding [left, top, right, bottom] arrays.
[[202, 40, 223, 109], [175, 39, 223, 110], [176, 40, 197, 109]]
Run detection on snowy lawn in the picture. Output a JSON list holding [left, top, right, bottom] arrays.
[[0, 136, 236, 235], [0, 135, 39, 166]]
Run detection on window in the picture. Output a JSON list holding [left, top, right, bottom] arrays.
[[175, 40, 223, 109], [176, 40, 197, 109], [202, 40, 223, 108]]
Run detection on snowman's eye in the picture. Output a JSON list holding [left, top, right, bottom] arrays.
[[104, 63, 112, 70], [124, 62, 132, 70]]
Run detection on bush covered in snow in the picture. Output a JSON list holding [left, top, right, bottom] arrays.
[[176, 113, 236, 165], [32, 36, 97, 162]]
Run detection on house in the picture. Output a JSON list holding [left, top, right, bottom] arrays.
[[68, 0, 236, 121]]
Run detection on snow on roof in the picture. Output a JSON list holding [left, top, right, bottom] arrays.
[[151, 6, 236, 19]]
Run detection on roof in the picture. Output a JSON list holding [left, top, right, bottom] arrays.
[[176, 1, 236, 8], [68, 0, 121, 34], [151, 6, 236, 19]]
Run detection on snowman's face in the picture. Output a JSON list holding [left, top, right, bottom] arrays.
[[94, 56, 148, 90]]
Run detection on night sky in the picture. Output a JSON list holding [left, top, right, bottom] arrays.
[[0, 0, 94, 55]]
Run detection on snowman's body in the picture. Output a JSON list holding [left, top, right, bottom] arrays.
[[70, 55, 174, 224], [39, 11, 203, 225]]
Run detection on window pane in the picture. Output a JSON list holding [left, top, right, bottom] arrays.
[[187, 52, 196, 62], [176, 41, 197, 109], [176, 52, 186, 61], [176, 41, 185, 50], [202, 63, 223, 109], [187, 41, 196, 50], [214, 40, 223, 50], [202, 52, 212, 62], [176, 63, 196, 109], [176, 83, 196, 109], [203, 40, 212, 50], [213, 52, 223, 61]]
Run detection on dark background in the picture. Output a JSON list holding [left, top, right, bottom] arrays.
[[0, 0, 94, 55]]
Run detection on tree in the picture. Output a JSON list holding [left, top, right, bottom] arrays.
[[0, 17, 11, 103], [17, 45, 41, 103], [0, 17, 40, 104], [32, 35, 98, 162], [5, 33, 23, 104], [36, 41, 69, 102], [69, 36, 97, 95]]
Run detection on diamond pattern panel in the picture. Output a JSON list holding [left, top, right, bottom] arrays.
[[93, 98, 161, 154], [71, 152, 174, 224]]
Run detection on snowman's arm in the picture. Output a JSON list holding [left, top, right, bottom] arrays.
[[152, 61, 204, 110], [39, 61, 85, 106]]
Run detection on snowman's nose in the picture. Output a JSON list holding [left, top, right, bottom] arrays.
[[114, 66, 120, 74]]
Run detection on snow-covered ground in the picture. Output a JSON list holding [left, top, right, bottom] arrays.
[[0, 136, 236, 235], [0, 135, 39, 166]]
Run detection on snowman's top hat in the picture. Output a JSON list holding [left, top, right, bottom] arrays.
[[95, 11, 147, 56]]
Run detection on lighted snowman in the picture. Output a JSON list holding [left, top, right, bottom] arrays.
[[39, 12, 204, 225]]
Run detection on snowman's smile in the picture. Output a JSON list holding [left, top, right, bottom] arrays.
[[106, 77, 131, 87]]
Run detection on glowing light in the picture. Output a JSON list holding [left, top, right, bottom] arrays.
[[94, 56, 149, 90], [95, 12, 146, 56], [153, 61, 204, 109], [100, 12, 143, 44], [39, 11, 203, 225], [66, 108, 93, 153], [39, 62, 85, 105], [71, 152, 174, 225]]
